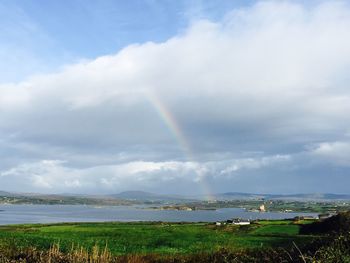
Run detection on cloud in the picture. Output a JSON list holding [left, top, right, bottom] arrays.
[[308, 141, 350, 166], [1, 1, 350, 193], [219, 155, 290, 176], [0, 155, 290, 194]]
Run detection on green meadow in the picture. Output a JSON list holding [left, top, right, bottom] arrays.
[[0, 220, 315, 255]]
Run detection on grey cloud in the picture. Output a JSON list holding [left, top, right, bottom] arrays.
[[1, 1, 350, 194]]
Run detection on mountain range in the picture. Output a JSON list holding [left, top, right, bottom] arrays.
[[1, 190, 350, 203]]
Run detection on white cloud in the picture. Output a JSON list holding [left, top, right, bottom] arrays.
[[0, 155, 290, 193], [1, 1, 350, 193], [219, 155, 291, 176], [309, 141, 350, 166]]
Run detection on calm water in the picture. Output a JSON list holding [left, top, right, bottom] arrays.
[[0, 205, 318, 225]]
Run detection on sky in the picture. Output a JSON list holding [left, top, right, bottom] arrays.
[[1, 0, 350, 195]]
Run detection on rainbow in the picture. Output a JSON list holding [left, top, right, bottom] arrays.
[[147, 91, 214, 200], [147, 92, 193, 160]]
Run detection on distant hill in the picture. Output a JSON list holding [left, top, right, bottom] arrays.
[[109, 191, 192, 202], [106, 191, 350, 202], [0, 191, 19, 197], [268, 193, 350, 200], [0, 191, 135, 205], [214, 192, 265, 200], [110, 191, 158, 200], [109, 191, 350, 202], [214, 192, 350, 201], [1, 190, 350, 204]]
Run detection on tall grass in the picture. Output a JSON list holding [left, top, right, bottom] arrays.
[[0, 243, 113, 263], [0, 235, 349, 263]]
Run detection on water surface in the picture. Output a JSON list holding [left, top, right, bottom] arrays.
[[0, 204, 318, 225]]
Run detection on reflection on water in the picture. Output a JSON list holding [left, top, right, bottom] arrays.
[[0, 204, 318, 225]]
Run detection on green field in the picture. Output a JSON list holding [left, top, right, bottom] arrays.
[[0, 220, 316, 255]]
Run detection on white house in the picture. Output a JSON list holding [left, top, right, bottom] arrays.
[[232, 218, 250, 225]]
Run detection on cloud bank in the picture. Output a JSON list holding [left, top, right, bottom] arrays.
[[1, 1, 350, 194]]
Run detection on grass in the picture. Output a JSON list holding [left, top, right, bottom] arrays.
[[1, 214, 349, 262], [252, 224, 300, 235], [0, 220, 316, 256], [256, 219, 297, 225]]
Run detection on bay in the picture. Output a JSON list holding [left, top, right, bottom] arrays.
[[0, 204, 318, 225]]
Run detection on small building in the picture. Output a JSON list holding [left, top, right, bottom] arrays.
[[232, 218, 250, 225], [259, 204, 266, 212], [216, 222, 222, 226]]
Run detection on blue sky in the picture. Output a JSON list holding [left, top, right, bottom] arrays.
[[1, 0, 350, 195], [0, 0, 255, 83]]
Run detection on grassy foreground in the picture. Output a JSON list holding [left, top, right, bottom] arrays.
[[0, 220, 312, 255], [1, 216, 349, 262]]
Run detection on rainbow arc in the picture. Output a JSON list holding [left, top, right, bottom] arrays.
[[147, 91, 214, 200]]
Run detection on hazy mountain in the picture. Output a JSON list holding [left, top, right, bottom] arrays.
[[111, 191, 158, 200], [109, 191, 192, 202], [0, 191, 19, 197], [266, 193, 350, 200], [110, 191, 350, 201], [2, 190, 350, 203], [214, 192, 350, 201], [217, 192, 265, 200]]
